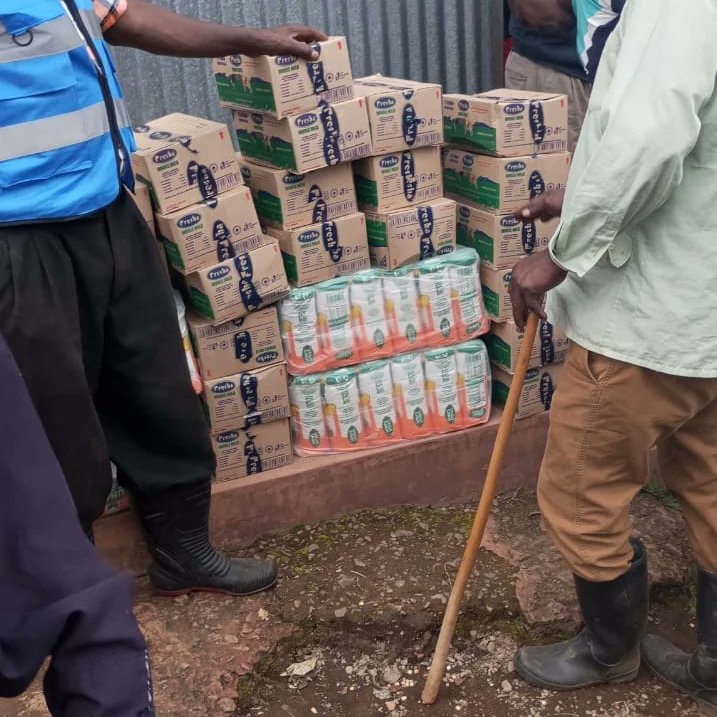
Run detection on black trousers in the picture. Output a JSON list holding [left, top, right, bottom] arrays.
[[0, 331, 153, 715], [0, 190, 215, 526]]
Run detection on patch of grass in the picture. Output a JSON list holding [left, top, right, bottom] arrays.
[[643, 473, 681, 512]]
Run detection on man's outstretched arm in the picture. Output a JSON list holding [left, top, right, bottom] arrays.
[[104, 0, 328, 61]]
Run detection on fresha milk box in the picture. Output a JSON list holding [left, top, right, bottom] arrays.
[[155, 185, 268, 274], [354, 146, 443, 213], [203, 363, 290, 432], [232, 96, 372, 174], [365, 198, 457, 270], [443, 89, 568, 157], [132, 113, 241, 215], [237, 157, 358, 230], [480, 266, 513, 323], [187, 307, 284, 379], [353, 75, 444, 154], [485, 320, 569, 374], [213, 37, 354, 118], [443, 150, 571, 214], [212, 420, 293, 482], [267, 212, 370, 287], [456, 203, 560, 270], [492, 363, 563, 420], [186, 240, 290, 325]]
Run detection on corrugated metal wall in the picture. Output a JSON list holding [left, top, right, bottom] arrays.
[[115, 0, 503, 126]]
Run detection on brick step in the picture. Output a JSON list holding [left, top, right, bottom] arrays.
[[95, 410, 550, 575]]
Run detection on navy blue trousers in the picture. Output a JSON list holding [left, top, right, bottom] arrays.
[[0, 332, 154, 716]]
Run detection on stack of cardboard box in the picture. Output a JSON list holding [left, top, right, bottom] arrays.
[[351, 75, 456, 268], [132, 113, 293, 482], [215, 38, 374, 288], [442, 89, 571, 419]]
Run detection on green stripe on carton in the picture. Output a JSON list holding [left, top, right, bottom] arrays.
[[235, 130, 297, 171], [492, 379, 510, 408], [445, 121, 497, 154], [355, 175, 379, 209], [444, 169, 500, 210], [484, 334, 512, 369], [366, 218, 388, 247], [188, 287, 215, 321], [254, 191, 284, 224], [281, 251, 299, 284], [161, 238, 186, 272], [481, 284, 500, 319], [475, 231, 495, 264], [214, 74, 277, 113]]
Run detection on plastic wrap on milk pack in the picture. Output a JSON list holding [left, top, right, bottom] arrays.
[[278, 247, 490, 376], [289, 340, 492, 455]]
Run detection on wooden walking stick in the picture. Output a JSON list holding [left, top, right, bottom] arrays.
[[421, 312, 540, 705]]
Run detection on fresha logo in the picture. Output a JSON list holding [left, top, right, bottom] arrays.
[[152, 148, 176, 164], [275, 54, 297, 66], [211, 380, 236, 395], [374, 96, 396, 110], [207, 265, 231, 281], [503, 102, 525, 116], [295, 113, 319, 129], [380, 155, 400, 169], [216, 431, 239, 444], [177, 213, 201, 229], [298, 230, 321, 244]]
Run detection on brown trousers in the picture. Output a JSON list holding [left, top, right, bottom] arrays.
[[539, 344, 717, 582]]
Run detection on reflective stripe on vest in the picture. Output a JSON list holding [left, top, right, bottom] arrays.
[[0, 0, 136, 224]]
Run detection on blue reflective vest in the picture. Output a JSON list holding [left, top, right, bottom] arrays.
[[0, 0, 136, 225]]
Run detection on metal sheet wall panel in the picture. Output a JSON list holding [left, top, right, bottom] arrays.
[[114, 0, 503, 126]]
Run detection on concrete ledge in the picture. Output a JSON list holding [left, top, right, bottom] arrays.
[[96, 410, 550, 575]]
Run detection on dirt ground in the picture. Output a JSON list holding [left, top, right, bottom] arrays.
[[0, 492, 704, 717]]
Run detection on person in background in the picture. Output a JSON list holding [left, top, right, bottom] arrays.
[[508, 1, 717, 713], [0, 1, 326, 598], [504, 0, 589, 151], [0, 331, 154, 716]]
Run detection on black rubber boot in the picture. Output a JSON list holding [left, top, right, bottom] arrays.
[[642, 568, 717, 715], [514, 538, 648, 690], [135, 481, 278, 597]]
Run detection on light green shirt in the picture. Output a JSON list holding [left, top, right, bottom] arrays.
[[546, 0, 717, 378]]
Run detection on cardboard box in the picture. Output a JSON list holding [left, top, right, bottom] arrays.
[[132, 113, 241, 215], [480, 266, 513, 323], [485, 320, 569, 374], [456, 204, 559, 270], [233, 96, 372, 174], [156, 185, 267, 275], [238, 158, 358, 230], [353, 75, 444, 154], [443, 89, 568, 157], [366, 198, 457, 270], [354, 146, 444, 213], [203, 363, 290, 432], [213, 37, 354, 119], [267, 212, 370, 286], [492, 363, 562, 420], [186, 240, 290, 325], [131, 182, 155, 235], [188, 307, 284, 380], [444, 150, 571, 214], [213, 419, 293, 482]]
